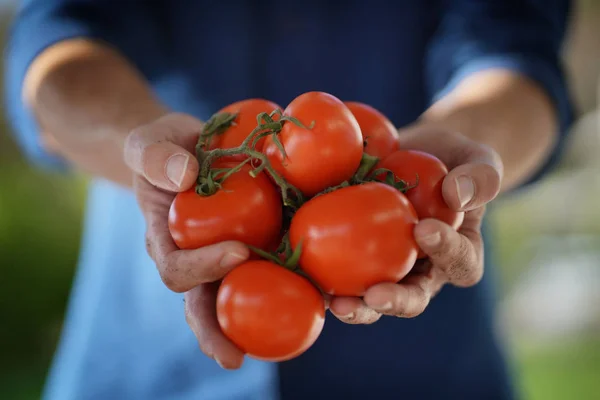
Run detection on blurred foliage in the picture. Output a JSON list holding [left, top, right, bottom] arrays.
[[0, 14, 86, 397]]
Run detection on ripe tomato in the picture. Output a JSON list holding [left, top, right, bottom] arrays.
[[207, 98, 281, 160], [345, 101, 400, 160], [377, 150, 464, 231], [168, 164, 282, 250], [263, 92, 363, 197], [289, 182, 419, 297], [216, 260, 325, 362]]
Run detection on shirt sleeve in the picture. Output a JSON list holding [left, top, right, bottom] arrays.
[[426, 0, 574, 186], [3, 0, 168, 170]]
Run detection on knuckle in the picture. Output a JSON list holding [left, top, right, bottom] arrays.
[[457, 263, 484, 287], [160, 270, 185, 293], [404, 287, 429, 318], [158, 257, 186, 293], [445, 242, 472, 281]]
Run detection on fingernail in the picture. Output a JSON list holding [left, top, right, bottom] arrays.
[[220, 252, 247, 268], [215, 358, 227, 369], [371, 301, 392, 312], [456, 176, 474, 208], [166, 153, 189, 187], [420, 231, 441, 248]]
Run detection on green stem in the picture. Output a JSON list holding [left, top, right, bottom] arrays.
[[193, 108, 314, 208], [197, 112, 238, 149], [247, 238, 303, 273], [353, 153, 380, 182], [365, 167, 417, 193], [283, 239, 302, 270], [247, 245, 283, 265]]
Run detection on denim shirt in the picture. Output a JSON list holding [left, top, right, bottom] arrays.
[[4, 1, 572, 399]]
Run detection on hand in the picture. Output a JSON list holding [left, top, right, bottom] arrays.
[[124, 113, 248, 369], [328, 125, 504, 323]]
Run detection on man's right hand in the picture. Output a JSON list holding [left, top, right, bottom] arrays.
[[124, 113, 248, 369]]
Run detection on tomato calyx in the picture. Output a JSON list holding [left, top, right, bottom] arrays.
[[368, 168, 420, 192], [194, 109, 314, 209], [247, 235, 303, 272], [256, 109, 315, 166]]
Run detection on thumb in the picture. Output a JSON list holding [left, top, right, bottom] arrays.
[[442, 148, 503, 211], [124, 113, 202, 192]]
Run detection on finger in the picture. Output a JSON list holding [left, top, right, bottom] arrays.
[[329, 296, 382, 325], [442, 161, 501, 211], [124, 113, 203, 192], [185, 283, 244, 370], [397, 128, 503, 211], [363, 270, 444, 318], [413, 216, 484, 287], [145, 210, 249, 293]]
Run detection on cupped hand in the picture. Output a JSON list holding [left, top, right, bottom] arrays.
[[124, 113, 248, 369], [329, 126, 504, 324]]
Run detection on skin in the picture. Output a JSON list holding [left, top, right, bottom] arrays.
[[24, 38, 558, 366]]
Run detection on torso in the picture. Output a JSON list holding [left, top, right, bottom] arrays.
[[44, 2, 515, 399]]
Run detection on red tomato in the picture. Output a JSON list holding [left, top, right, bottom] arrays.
[[263, 92, 363, 197], [217, 260, 325, 362], [289, 182, 419, 297], [207, 98, 281, 160], [345, 101, 400, 159], [377, 150, 464, 231], [168, 164, 282, 250]]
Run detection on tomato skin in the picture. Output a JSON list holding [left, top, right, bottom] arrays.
[[289, 182, 419, 297], [168, 164, 282, 250], [208, 98, 281, 161], [377, 150, 464, 231], [345, 101, 400, 160], [216, 260, 325, 362], [263, 92, 363, 197]]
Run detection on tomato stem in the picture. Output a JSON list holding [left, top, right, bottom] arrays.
[[284, 239, 302, 270], [247, 238, 302, 273], [194, 108, 311, 209], [196, 112, 239, 152], [195, 158, 252, 196], [247, 245, 283, 265], [352, 153, 380, 183]]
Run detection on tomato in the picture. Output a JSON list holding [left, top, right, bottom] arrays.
[[377, 150, 464, 230], [345, 101, 400, 160], [168, 164, 282, 250], [263, 92, 363, 197], [216, 260, 325, 362], [207, 98, 281, 160], [289, 182, 419, 297]]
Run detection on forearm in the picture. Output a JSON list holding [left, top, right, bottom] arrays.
[[421, 69, 559, 191], [23, 39, 168, 187]]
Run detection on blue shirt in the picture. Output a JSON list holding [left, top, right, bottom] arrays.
[[4, 1, 573, 399]]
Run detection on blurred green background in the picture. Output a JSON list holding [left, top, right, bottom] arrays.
[[1, 1, 599, 399]]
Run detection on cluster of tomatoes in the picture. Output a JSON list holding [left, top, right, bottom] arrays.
[[168, 92, 464, 363]]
